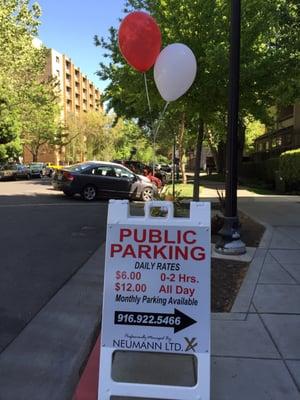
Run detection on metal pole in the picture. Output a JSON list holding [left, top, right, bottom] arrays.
[[226, 0, 240, 218], [172, 135, 176, 198], [216, 0, 246, 255]]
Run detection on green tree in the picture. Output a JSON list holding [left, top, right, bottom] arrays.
[[96, 0, 300, 184], [21, 78, 61, 161], [114, 119, 153, 162], [0, 0, 50, 162], [63, 111, 120, 163]]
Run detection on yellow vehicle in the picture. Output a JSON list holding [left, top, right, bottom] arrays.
[[43, 162, 64, 177]]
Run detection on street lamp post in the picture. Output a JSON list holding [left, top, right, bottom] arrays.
[[215, 0, 246, 255]]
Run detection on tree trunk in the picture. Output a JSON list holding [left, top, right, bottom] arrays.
[[206, 133, 220, 172], [217, 141, 226, 174], [193, 120, 204, 201], [32, 152, 38, 162], [178, 113, 187, 184]]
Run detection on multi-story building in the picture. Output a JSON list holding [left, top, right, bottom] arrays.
[[254, 104, 300, 160], [23, 47, 102, 164], [45, 48, 101, 118]]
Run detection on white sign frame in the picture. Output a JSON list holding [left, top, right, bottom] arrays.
[[99, 200, 211, 400]]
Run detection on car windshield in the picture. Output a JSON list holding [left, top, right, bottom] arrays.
[[0, 164, 15, 170], [67, 163, 94, 172]]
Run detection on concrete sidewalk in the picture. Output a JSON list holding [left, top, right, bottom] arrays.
[[210, 195, 300, 399], [73, 194, 300, 399], [0, 192, 299, 399]]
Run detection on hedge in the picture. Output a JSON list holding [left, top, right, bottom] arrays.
[[239, 158, 279, 184], [279, 149, 300, 185]]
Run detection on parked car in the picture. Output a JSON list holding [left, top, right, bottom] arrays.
[[0, 163, 31, 181], [156, 163, 172, 173], [114, 160, 170, 184], [53, 161, 157, 201], [28, 162, 46, 178], [15, 164, 31, 180]]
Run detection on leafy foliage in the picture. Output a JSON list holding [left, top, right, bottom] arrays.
[[20, 78, 61, 161], [279, 149, 300, 185], [0, 0, 60, 162], [95, 0, 300, 166]]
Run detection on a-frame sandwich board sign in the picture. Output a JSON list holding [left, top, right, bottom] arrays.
[[99, 200, 210, 400]]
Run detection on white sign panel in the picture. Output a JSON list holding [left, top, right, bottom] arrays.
[[99, 200, 211, 400]]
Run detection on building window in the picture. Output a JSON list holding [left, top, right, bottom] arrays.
[[278, 105, 294, 121], [56, 69, 60, 77], [56, 56, 60, 63], [67, 99, 72, 112], [66, 60, 70, 68], [276, 137, 282, 147]]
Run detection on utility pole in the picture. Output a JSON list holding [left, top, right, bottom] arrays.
[[216, 0, 246, 255]]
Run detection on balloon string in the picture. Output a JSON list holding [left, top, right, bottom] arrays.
[[153, 101, 169, 174], [154, 101, 169, 140], [144, 73, 152, 114]]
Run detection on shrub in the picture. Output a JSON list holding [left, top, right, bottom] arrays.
[[239, 158, 279, 185], [265, 158, 279, 183], [279, 149, 300, 186]]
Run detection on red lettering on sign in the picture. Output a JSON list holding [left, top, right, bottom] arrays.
[[111, 244, 122, 257], [122, 244, 136, 257], [149, 229, 161, 243], [175, 246, 188, 260], [138, 245, 151, 258], [191, 246, 205, 261], [120, 228, 131, 241], [133, 229, 146, 243], [110, 241, 206, 262], [153, 245, 168, 259], [183, 230, 197, 244]]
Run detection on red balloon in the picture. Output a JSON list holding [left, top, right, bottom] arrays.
[[118, 11, 161, 73]]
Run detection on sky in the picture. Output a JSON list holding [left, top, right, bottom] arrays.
[[35, 0, 126, 91]]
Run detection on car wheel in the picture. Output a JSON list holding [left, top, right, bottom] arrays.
[[141, 187, 154, 202], [26, 173, 31, 180], [82, 185, 97, 201]]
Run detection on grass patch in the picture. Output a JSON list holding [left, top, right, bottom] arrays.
[[162, 183, 197, 198], [199, 173, 225, 182]]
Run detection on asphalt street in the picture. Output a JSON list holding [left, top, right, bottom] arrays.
[[0, 179, 108, 353]]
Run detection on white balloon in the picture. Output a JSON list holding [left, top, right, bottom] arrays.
[[154, 43, 197, 102]]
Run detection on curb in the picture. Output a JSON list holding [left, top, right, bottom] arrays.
[[0, 244, 105, 400]]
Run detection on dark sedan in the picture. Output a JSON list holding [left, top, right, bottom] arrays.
[[52, 161, 157, 201], [0, 163, 31, 181]]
